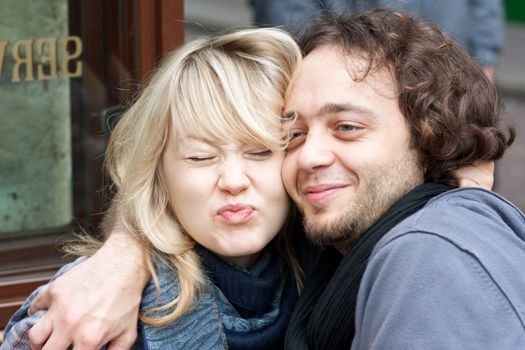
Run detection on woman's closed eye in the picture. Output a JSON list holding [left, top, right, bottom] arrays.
[[246, 149, 273, 159], [186, 155, 215, 162]]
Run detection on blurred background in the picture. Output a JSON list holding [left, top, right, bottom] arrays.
[[0, 0, 524, 334]]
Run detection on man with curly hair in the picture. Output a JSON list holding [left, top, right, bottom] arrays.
[[283, 9, 523, 349]]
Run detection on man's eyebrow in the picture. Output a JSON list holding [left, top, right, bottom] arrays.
[[317, 103, 375, 119], [282, 103, 375, 123]]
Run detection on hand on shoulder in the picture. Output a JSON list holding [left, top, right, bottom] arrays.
[[28, 230, 148, 350]]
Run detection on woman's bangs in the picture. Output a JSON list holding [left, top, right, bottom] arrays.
[[171, 57, 284, 149]]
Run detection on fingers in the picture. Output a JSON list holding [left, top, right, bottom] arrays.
[[28, 313, 53, 350], [457, 176, 481, 188], [30, 311, 138, 349], [483, 66, 495, 82], [106, 330, 138, 350], [23, 241, 145, 350], [29, 287, 51, 316], [478, 160, 495, 174], [469, 161, 495, 190], [29, 316, 117, 350], [39, 331, 73, 350], [455, 161, 495, 190], [71, 324, 110, 350]]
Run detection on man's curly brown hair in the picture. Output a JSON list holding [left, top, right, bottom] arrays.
[[299, 8, 515, 184]]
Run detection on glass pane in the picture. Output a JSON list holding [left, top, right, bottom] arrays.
[[0, 0, 73, 233]]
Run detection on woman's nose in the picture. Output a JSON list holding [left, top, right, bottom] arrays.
[[217, 157, 250, 195]]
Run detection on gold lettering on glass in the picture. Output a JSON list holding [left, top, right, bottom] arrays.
[[12, 39, 34, 82], [61, 36, 82, 78], [35, 37, 58, 80], [0, 36, 83, 83], [0, 41, 7, 79]]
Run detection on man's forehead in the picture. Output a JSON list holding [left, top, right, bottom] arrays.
[[284, 47, 396, 119], [302, 46, 371, 74], [299, 45, 394, 85]]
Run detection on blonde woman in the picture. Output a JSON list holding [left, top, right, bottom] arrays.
[[3, 27, 305, 350], [3, 26, 494, 350]]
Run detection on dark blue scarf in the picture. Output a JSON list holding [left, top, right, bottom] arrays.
[[197, 244, 298, 350]]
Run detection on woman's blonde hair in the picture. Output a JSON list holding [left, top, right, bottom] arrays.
[[104, 28, 302, 326]]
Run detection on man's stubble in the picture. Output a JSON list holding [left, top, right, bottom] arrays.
[[303, 149, 423, 253]]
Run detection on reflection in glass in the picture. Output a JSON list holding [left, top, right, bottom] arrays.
[[0, 0, 72, 233]]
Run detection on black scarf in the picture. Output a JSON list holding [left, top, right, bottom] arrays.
[[285, 183, 452, 349]]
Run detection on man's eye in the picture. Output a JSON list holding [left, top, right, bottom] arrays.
[[285, 130, 306, 151], [288, 130, 306, 141], [337, 124, 358, 132]]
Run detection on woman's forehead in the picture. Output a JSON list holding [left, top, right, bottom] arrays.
[[175, 132, 269, 149]]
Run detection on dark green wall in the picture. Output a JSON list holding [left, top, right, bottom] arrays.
[[505, 0, 525, 23]]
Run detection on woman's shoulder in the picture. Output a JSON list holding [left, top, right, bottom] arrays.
[[141, 255, 182, 310], [139, 255, 227, 349]]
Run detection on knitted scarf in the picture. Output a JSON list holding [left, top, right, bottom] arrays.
[[285, 183, 452, 349], [198, 244, 298, 350]]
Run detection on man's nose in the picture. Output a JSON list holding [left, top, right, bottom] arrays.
[[297, 132, 335, 172], [218, 157, 250, 195]]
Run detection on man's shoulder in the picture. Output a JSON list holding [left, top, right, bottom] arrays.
[[355, 189, 525, 349], [379, 188, 525, 250], [367, 188, 525, 320]]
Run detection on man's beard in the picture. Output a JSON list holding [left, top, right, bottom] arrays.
[[304, 151, 423, 252]]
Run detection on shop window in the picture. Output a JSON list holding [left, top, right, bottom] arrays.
[[0, 0, 183, 328]]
